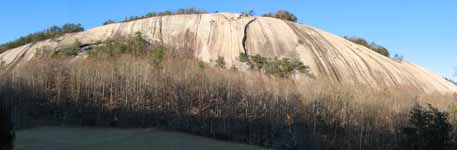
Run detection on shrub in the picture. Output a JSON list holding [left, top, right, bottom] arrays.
[[151, 47, 166, 66], [241, 10, 255, 17], [46, 40, 82, 58], [88, 39, 128, 58], [103, 20, 117, 25], [0, 110, 14, 150], [445, 78, 457, 86], [197, 60, 206, 69], [262, 10, 298, 22], [61, 24, 84, 33], [238, 52, 249, 62], [87, 32, 158, 59], [249, 54, 268, 70], [215, 56, 226, 69], [239, 53, 311, 78], [344, 36, 390, 57], [263, 57, 305, 78], [61, 40, 81, 56], [400, 104, 452, 150], [370, 44, 390, 57], [132, 32, 146, 56], [393, 54, 404, 62], [175, 8, 207, 15]]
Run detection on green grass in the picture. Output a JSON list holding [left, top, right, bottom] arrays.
[[15, 127, 272, 150]]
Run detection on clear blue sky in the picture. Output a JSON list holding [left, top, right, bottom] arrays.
[[1, 0, 456, 79]]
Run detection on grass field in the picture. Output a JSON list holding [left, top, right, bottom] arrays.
[[15, 127, 271, 150]]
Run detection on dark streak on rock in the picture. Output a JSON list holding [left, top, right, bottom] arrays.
[[242, 18, 257, 57], [159, 17, 164, 45], [5, 44, 32, 72], [285, 22, 327, 78]]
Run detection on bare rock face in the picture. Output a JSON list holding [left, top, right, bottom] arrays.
[[1, 13, 456, 93]]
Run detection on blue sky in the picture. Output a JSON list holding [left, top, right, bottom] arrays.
[[1, 0, 456, 79]]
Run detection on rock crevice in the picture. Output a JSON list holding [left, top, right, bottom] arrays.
[[242, 18, 257, 56]]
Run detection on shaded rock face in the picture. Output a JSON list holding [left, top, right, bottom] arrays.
[[1, 13, 456, 93]]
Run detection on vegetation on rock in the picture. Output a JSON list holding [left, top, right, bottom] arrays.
[[84, 32, 155, 58], [0, 23, 84, 53], [445, 78, 457, 86], [393, 54, 404, 62], [121, 8, 207, 23], [262, 10, 298, 22], [239, 53, 312, 78], [151, 47, 167, 66], [344, 36, 391, 57], [215, 56, 226, 69], [60, 40, 82, 56], [240, 10, 255, 17], [103, 20, 117, 25]]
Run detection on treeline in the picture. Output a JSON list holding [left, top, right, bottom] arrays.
[[103, 8, 208, 25], [0, 23, 84, 53], [344, 36, 391, 57], [103, 8, 299, 25]]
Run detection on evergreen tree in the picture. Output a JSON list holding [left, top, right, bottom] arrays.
[[132, 32, 145, 56], [401, 104, 452, 150], [61, 23, 84, 33], [103, 20, 117, 25]]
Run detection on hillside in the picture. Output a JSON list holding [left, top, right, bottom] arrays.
[[0, 13, 456, 93]]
